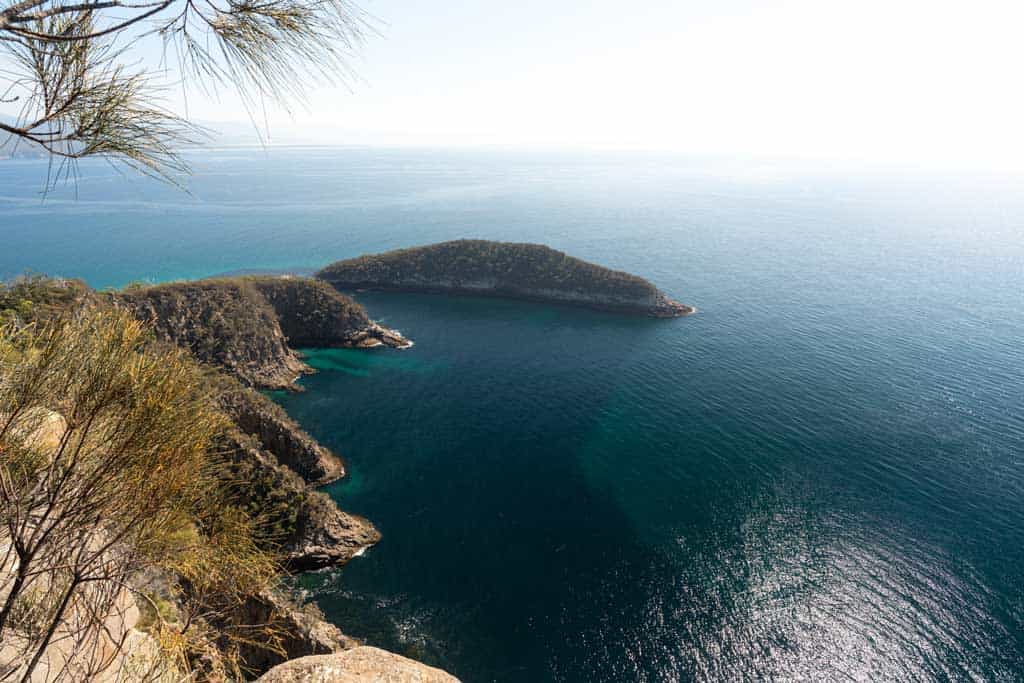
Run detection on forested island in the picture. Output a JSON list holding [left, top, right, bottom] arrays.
[[317, 240, 694, 317]]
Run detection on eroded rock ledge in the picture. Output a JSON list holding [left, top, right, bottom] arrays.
[[218, 379, 346, 486], [317, 239, 694, 318]]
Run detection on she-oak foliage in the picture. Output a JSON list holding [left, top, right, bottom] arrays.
[[0, 0, 367, 185], [0, 309, 284, 681]]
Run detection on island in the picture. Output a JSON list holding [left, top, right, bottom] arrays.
[[317, 240, 694, 317]]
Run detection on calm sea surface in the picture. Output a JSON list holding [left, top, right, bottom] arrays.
[[3, 148, 1024, 681]]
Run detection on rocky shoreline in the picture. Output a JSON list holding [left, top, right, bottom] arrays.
[[0, 274, 417, 680], [116, 277, 406, 574], [336, 281, 695, 317], [111, 276, 416, 678]]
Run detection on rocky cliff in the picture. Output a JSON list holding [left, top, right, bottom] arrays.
[[317, 239, 693, 317], [216, 587, 360, 675], [2, 276, 383, 571], [0, 274, 455, 681], [219, 424, 380, 571], [217, 378, 346, 486], [116, 280, 306, 390], [115, 276, 411, 390], [112, 278, 392, 568], [249, 277, 410, 349]]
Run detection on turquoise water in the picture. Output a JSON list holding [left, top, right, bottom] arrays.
[[3, 149, 1024, 681]]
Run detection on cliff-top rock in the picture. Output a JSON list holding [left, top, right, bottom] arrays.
[[317, 240, 693, 317], [257, 647, 461, 683]]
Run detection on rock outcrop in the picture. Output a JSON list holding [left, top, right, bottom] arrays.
[[220, 428, 380, 571], [249, 277, 410, 349], [217, 378, 346, 486], [116, 280, 306, 390], [257, 648, 461, 683], [115, 276, 411, 391], [221, 589, 359, 675], [285, 490, 381, 571], [317, 240, 694, 317]]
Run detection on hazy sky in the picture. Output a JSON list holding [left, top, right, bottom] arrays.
[[5, 0, 1024, 165]]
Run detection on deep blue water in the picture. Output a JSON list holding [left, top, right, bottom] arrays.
[[3, 149, 1024, 681]]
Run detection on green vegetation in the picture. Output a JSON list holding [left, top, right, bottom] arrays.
[[318, 240, 694, 316], [318, 239, 660, 299], [248, 276, 371, 347], [0, 274, 95, 326], [221, 430, 309, 546], [1, 0, 367, 186], [112, 276, 379, 388], [114, 279, 299, 389], [135, 593, 180, 633]]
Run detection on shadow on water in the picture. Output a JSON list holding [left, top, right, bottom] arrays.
[[279, 293, 687, 681], [302, 433, 668, 681]]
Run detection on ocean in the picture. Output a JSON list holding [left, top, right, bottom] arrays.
[[3, 147, 1023, 681]]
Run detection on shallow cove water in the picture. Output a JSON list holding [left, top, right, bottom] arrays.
[[3, 148, 1024, 681]]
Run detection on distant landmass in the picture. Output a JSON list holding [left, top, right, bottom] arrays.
[[317, 240, 694, 317]]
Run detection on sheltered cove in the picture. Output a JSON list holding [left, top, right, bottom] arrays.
[[0, 243, 691, 680]]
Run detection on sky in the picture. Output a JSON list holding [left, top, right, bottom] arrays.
[[4, 0, 1024, 167]]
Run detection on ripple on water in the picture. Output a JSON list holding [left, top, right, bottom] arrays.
[[557, 502, 1021, 682]]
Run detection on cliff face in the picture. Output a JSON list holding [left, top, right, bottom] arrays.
[[217, 379, 345, 486], [317, 240, 693, 317], [225, 590, 360, 675], [116, 277, 411, 391], [250, 277, 413, 350], [249, 278, 370, 347], [116, 281, 307, 390], [220, 427, 379, 573]]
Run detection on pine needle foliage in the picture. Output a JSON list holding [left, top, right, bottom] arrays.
[[0, 0, 367, 186]]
